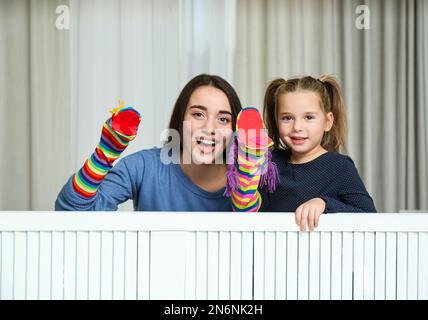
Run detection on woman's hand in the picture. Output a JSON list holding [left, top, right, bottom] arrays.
[[295, 198, 326, 232]]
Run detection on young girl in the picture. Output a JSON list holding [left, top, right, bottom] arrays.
[[55, 74, 242, 211], [262, 75, 376, 231]]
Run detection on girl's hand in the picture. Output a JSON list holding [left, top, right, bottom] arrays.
[[295, 198, 326, 232]]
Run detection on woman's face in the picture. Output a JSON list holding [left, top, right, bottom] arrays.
[[182, 85, 233, 165]]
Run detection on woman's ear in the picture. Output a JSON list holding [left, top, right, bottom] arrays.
[[325, 112, 334, 132]]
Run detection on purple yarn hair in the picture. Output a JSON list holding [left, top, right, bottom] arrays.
[[260, 148, 279, 193], [224, 138, 239, 197]]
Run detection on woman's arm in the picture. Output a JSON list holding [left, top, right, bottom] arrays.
[[55, 103, 141, 211]]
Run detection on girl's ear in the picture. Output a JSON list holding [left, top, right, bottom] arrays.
[[325, 112, 334, 132]]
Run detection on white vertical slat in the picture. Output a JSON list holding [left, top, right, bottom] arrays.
[[287, 232, 298, 300], [51, 232, 64, 300], [230, 232, 241, 299], [218, 231, 231, 300], [113, 231, 125, 300], [298, 232, 309, 300], [39, 232, 52, 300], [275, 232, 287, 300], [331, 232, 342, 299], [253, 231, 264, 299], [184, 232, 196, 300], [418, 232, 428, 299], [396, 232, 408, 300], [1, 232, 14, 299], [196, 232, 208, 299], [124, 231, 138, 300], [353, 232, 364, 300], [308, 232, 320, 300], [374, 232, 386, 300], [407, 232, 418, 299], [14, 232, 27, 299], [363, 232, 375, 300], [137, 231, 150, 300], [385, 232, 397, 300], [150, 232, 186, 299], [320, 232, 331, 300], [26, 232, 39, 299], [88, 231, 101, 300], [0, 233, 1, 298], [342, 232, 353, 300], [101, 231, 113, 300], [265, 231, 276, 299], [63, 231, 76, 300], [207, 231, 219, 300], [241, 232, 253, 300], [76, 231, 89, 300]]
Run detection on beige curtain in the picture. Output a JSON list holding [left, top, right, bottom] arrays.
[[1, 0, 427, 212], [0, 0, 71, 210], [233, 0, 428, 212]]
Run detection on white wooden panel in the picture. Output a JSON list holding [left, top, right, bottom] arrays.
[[207, 231, 219, 299], [124, 231, 138, 300], [418, 232, 428, 299], [1, 232, 14, 299], [353, 232, 364, 300], [218, 231, 230, 300], [195, 232, 208, 299], [230, 232, 241, 299], [253, 231, 264, 299], [26, 232, 39, 299], [88, 231, 101, 300], [407, 232, 418, 299], [320, 232, 331, 300], [275, 232, 287, 300], [241, 231, 253, 300], [287, 232, 298, 300], [331, 232, 342, 299], [342, 232, 353, 300], [363, 232, 375, 300], [63, 231, 76, 300], [51, 232, 64, 300], [137, 231, 150, 300], [374, 232, 386, 300], [385, 232, 397, 300], [39, 232, 52, 299], [113, 231, 125, 300], [396, 232, 407, 300], [14, 232, 26, 299], [150, 232, 186, 299], [0, 233, 1, 298], [308, 232, 320, 300], [298, 232, 309, 300], [184, 232, 196, 300], [76, 231, 89, 300], [101, 231, 113, 300], [265, 231, 276, 299]]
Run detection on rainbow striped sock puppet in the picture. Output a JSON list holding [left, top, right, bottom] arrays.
[[72, 101, 141, 198], [225, 107, 279, 212]]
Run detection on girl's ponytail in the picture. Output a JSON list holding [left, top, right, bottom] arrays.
[[263, 78, 287, 149], [318, 75, 348, 153]]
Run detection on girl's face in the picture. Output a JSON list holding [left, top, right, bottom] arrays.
[[277, 91, 333, 161], [183, 85, 233, 164]]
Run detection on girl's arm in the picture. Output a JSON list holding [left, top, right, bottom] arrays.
[[55, 103, 141, 211], [320, 156, 377, 213]]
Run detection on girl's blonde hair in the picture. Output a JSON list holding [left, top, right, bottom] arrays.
[[263, 75, 348, 153]]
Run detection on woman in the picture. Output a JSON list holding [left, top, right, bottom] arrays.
[[55, 74, 242, 211]]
